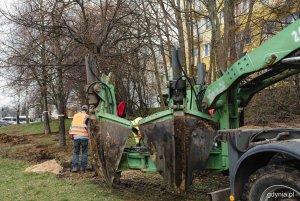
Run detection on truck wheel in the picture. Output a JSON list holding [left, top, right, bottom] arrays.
[[243, 165, 300, 201]]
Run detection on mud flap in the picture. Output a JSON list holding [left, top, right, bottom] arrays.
[[89, 115, 131, 186], [140, 111, 216, 192]]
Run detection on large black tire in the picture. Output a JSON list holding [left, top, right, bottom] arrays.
[[243, 165, 300, 201]]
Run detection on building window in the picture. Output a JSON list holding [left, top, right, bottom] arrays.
[[219, 10, 224, 20], [235, 32, 251, 55], [235, 33, 242, 55], [236, 0, 249, 15], [205, 17, 211, 30], [217, 10, 224, 24], [202, 44, 211, 57], [244, 33, 251, 44], [241, 0, 249, 13], [194, 48, 199, 65], [282, 13, 300, 29], [264, 21, 278, 39], [194, 0, 202, 12], [282, 15, 295, 28], [193, 20, 201, 38]]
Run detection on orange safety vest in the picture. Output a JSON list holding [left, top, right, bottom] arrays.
[[69, 112, 89, 137]]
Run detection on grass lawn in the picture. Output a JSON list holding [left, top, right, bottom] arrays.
[[0, 119, 72, 135], [0, 158, 122, 201], [0, 118, 229, 201]]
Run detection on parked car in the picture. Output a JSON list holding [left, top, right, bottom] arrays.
[[0, 120, 9, 127], [2, 117, 17, 125]]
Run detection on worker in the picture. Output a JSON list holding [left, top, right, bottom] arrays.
[[69, 105, 89, 172], [131, 117, 143, 147]]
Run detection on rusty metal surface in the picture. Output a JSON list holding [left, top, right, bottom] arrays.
[[141, 118, 175, 187], [185, 116, 216, 186], [90, 119, 131, 186], [140, 113, 216, 192]]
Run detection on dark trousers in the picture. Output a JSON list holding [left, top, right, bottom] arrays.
[[72, 139, 88, 169]]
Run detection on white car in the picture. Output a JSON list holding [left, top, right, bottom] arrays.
[[0, 120, 9, 127]]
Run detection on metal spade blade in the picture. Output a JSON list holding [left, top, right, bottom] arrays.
[[140, 112, 216, 192], [90, 118, 131, 185]]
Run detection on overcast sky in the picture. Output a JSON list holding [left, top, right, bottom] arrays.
[[0, 0, 15, 108]]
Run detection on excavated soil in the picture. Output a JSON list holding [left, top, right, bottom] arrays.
[[0, 133, 229, 200], [25, 159, 63, 174], [0, 134, 31, 145], [0, 134, 60, 162]]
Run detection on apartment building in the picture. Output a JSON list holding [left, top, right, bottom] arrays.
[[192, 0, 300, 74]]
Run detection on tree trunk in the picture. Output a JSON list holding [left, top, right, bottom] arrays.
[[209, 46, 216, 83], [184, 0, 193, 75], [172, 0, 188, 72], [158, 0, 173, 75], [224, 0, 237, 66], [40, 0, 51, 135], [207, 0, 224, 71], [190, 8, 195, 75], [42, 85, 51, 134], [16, 91, 20, 124], [195, 19, 202, 65], [164, 16, 173, 73], [57, 68, 66, 146], [25, 90, 29, 124], [150, 43, 165, 108], [26, 111, 29, 124], [142, 1, 165, 108], [151, 3, 169, 81], [16, 106, 20, 124], [239, 0, 254, 57], [134, 52, 148, 113]]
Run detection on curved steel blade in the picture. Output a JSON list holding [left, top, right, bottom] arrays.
[[140, 113, 216, 192], [90, 119, 131, 185]]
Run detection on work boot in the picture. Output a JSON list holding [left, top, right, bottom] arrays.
[[80, 167, 86, 172], [71, 167, 78, 172]]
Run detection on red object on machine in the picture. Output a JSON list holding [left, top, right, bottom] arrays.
[[117, 101, 126, 117], [208, 109, 214, 117]]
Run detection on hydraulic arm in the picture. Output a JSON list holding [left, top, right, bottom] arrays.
[[202, 19, 300, 129]]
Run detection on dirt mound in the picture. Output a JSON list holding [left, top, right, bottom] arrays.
[[0, 134, 68, 163], [25, 159, 63, 175], [32, 149, 55, 161], [0, 134, 31, 145], [114, 170, 165, 190]]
